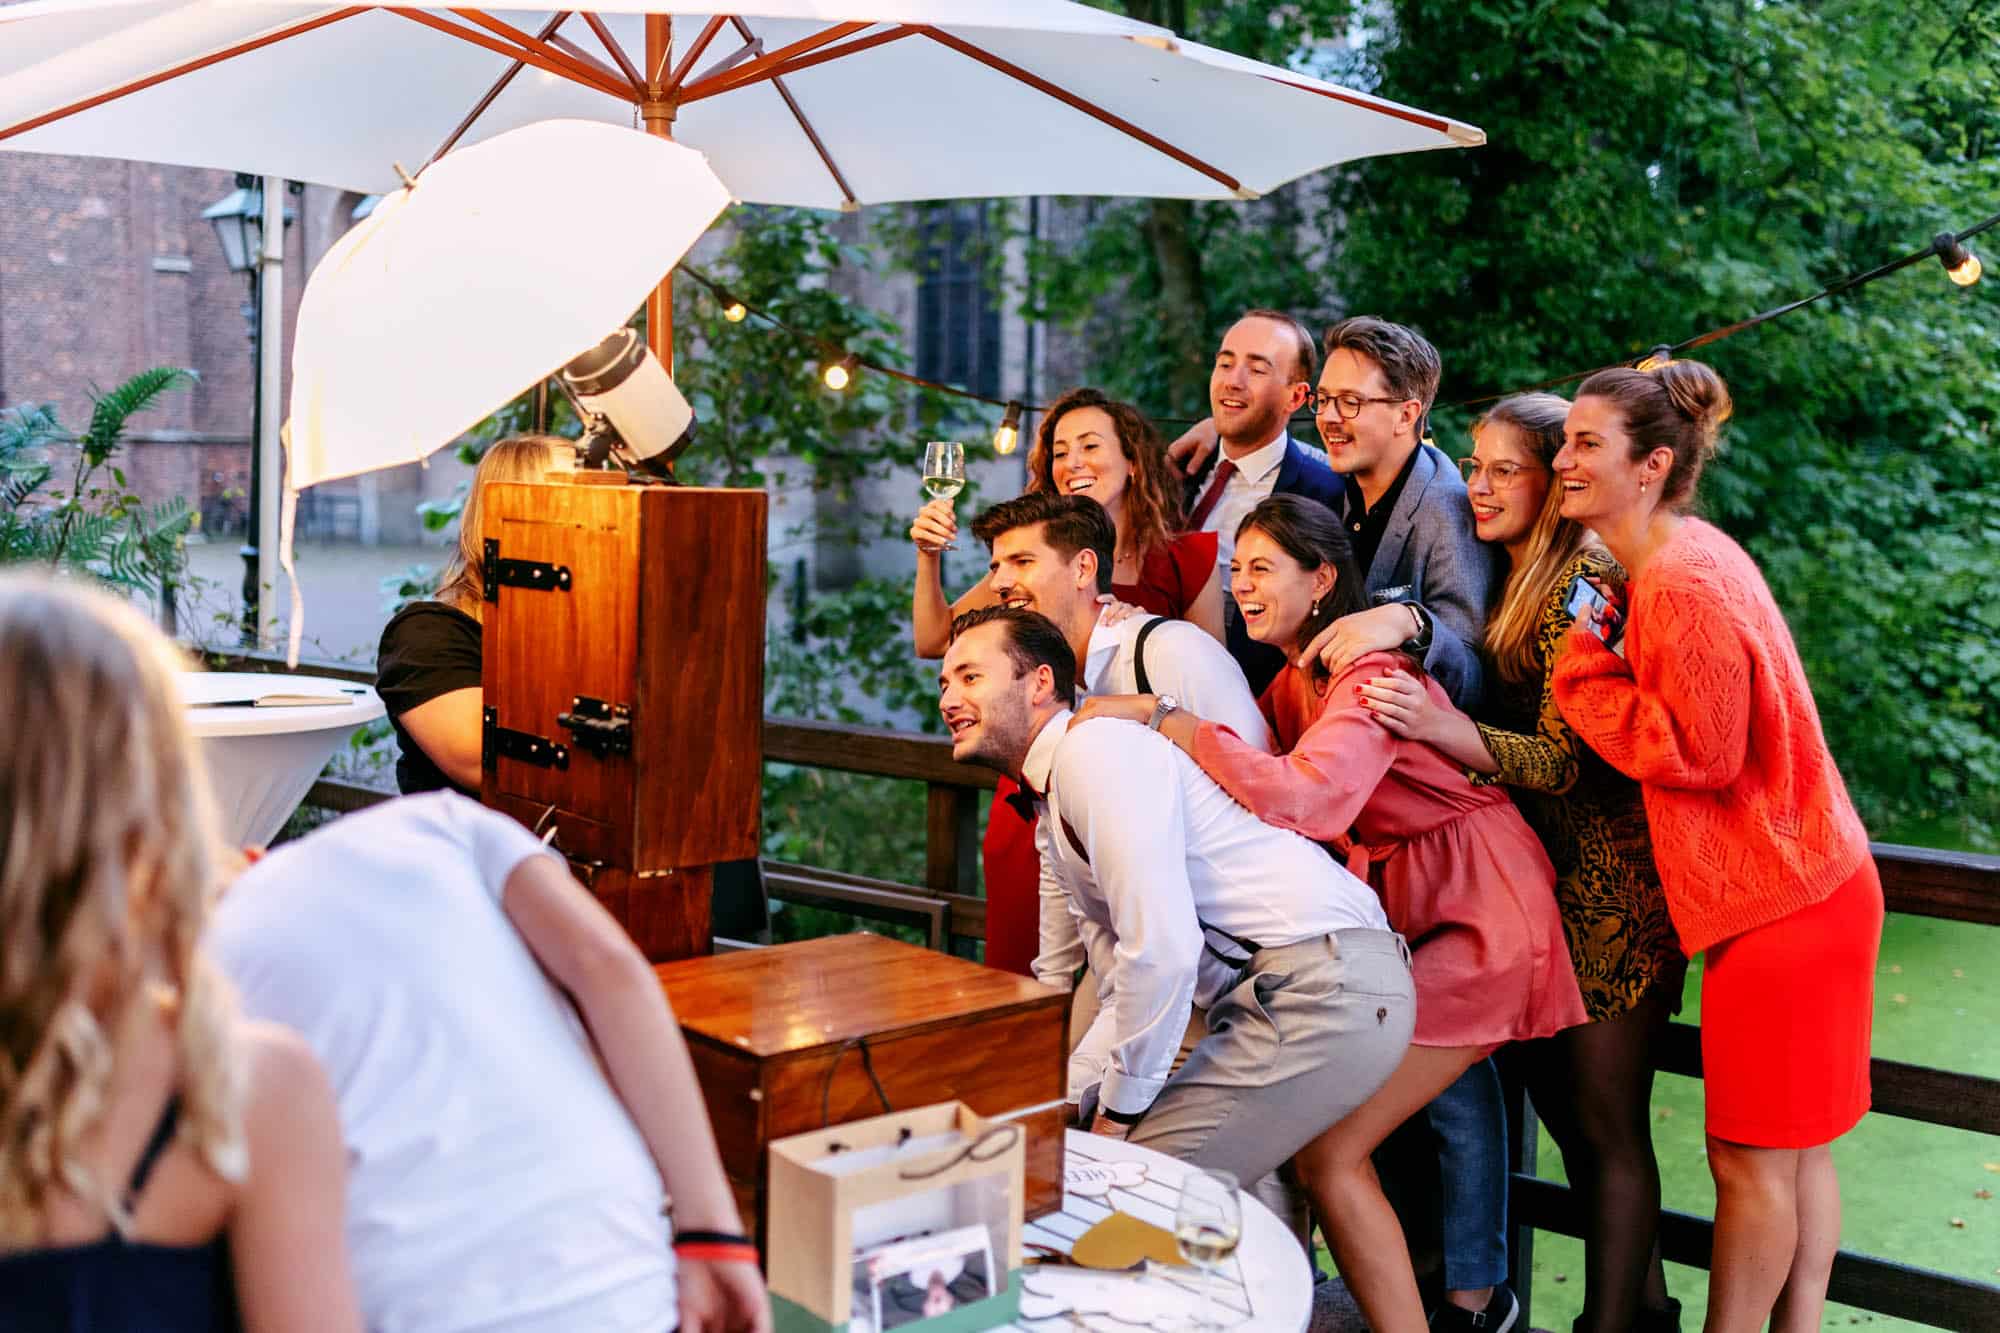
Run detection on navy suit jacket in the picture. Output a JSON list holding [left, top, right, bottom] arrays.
[[1355, 443, 1501, 711], [1186, 435, 1344, 695]]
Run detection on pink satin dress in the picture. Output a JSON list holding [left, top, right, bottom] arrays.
[[1193, 651, 1586, 1048]]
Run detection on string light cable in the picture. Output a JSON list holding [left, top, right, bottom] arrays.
[[676, 207, 1992, 438]]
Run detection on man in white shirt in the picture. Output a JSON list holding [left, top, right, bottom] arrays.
[[963, 491, 1271, 987], [208, 793, 770, 1333], [939, 606, 1415, 1210], [1182, 310, 1346, 693]]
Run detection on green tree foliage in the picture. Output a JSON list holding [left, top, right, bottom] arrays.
[[1056, 0, 2000, 845], [0, 368, 197, 600]]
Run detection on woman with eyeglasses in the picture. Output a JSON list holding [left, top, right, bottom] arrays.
[[1352, 394, 1685, 1333]]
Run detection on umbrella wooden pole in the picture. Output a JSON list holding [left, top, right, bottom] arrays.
[[644, 15, 675, 372]]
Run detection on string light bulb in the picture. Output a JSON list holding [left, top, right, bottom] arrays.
[[993, 401, 1023, 455], [821, 352, 860, 392], [1635, 344, 1674, 372], [1936, 233, 1983, 287], [722, 298, 748, 323]]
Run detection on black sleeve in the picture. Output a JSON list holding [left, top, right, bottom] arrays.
[[376, 603, 483, 721]]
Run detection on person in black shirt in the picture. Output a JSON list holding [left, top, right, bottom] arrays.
[[376, 436, 573, 794]]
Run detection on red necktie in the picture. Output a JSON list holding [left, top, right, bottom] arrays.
[[1186, 457, 1238, 531]]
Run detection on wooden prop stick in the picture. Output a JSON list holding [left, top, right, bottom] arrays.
[[386, 9, 630, 101], [917, 25, 1245, 196], [721, 15, 857, 210], [676, 21, 868, 103], [446, 9, 632, 98], [665, 14, 729, 93], [677, 23, 919, 105], [579, 11, 646, 94], [424, 11, 575, 169]]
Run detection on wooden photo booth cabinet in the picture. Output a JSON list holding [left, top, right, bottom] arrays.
[[479, 477, 767, 960]]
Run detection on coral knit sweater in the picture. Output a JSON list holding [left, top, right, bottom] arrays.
[[1553, 518, 1868, 956]]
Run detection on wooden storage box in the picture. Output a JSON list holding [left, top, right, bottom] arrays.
[[655, 933, 1069, 1244], [479, 477, 765, 958]]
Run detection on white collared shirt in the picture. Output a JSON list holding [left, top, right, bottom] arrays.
[[1021, 710, 1389, 1119], [1036, 610, 1274, 988], [1192, 428, 1289, 574]]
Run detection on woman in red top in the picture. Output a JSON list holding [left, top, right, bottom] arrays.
[[1080, 494, 1583, 1333], [910, 389, 1222, 975], [1550, 360, 1881, 1333]]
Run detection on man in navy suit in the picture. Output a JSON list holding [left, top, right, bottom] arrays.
[[1182, 309, 1344, 694]]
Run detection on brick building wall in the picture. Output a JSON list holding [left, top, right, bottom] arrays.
[[0, 150, 457, 543]]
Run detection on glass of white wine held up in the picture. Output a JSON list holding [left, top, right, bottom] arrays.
[[1174, 1167, 1242, 1331], [919, 440, 967, 553]]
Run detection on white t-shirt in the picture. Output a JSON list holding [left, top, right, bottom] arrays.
[[207, 793, 676, 1333]]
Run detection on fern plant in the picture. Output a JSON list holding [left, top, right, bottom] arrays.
[[0, 367, 197, 598]]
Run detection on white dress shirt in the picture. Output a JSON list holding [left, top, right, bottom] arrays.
[[1036, 609, 1274, 986], [1022, 710, 1390, 1119], [1192, 429, 1289, 574]]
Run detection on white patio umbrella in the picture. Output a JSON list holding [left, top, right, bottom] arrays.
[[0, 2, 1483, 211]]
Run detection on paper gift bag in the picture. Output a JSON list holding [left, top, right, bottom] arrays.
[[768, 1102, 1025, 1333]]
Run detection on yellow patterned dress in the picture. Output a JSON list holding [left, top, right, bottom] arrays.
[[1472, 549, 1682, 1021]]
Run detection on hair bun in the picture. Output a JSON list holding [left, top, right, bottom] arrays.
[[1657, 360, 1732, 454]]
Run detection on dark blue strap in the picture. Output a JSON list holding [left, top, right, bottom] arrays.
[[123, 1096, 182, 1216]]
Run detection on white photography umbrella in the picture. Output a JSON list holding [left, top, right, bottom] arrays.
[[278, 117, 729, 660]]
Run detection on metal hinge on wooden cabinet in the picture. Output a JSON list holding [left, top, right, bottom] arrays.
[[482, 538, 572, 602], [482, 706, 569, 771], [556, 696, 634, 759]]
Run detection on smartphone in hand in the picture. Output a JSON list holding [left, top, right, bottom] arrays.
[[1564, 573, 1627, 656]]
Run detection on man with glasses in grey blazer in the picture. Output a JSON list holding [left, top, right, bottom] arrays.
[[1300, 316, 1499, 713]]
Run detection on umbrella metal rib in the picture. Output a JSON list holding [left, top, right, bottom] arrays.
[[722, 14, 857, 210]]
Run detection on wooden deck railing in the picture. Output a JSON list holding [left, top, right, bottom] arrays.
[[222, 649, 2000, 1330]]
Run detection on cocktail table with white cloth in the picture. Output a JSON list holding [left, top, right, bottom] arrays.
[[998, 1130, 1312, 1331], [178, 672, 385, 847]]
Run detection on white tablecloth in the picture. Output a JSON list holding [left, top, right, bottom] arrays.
[[997, 1131, 1312, 1331], [179, 671, 386, 847]]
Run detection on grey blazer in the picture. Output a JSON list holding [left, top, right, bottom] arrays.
[[1361, 443, 1500, 712]]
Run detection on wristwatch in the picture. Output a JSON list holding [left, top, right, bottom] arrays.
[[1399, 603, 1434, 658], [1147, 694, 1180, 731]]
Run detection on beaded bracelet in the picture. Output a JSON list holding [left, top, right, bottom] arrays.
[[674, 1230, 759, 1264]]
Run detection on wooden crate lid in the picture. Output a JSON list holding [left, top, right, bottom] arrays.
[[655, 933, 1064, 1059]]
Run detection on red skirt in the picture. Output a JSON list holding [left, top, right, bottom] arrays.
[[1700, 857, 1883, 1147], [982, 779, 1041, 976]]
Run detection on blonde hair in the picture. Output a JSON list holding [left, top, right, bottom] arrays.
[[1475, 395, 1604, 684], [434, 435, 570, 619], [0, 578, 246, 1243]]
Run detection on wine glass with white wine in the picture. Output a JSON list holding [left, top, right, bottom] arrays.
[[1175, 1168, 1242, 1331], [919, 441, 967, 552]]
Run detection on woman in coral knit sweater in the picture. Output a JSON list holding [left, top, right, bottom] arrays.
[[1549, 360, 1883, 1333]]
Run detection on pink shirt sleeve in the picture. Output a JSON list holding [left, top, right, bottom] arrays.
[[1190, 654, 1399, 841]]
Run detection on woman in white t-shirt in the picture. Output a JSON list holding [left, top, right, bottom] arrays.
[[208, 792, 769, 1333]]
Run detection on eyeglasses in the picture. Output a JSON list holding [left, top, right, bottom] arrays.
[[1457, 458, 1548, 491], [1312, 391, 1410, 420]]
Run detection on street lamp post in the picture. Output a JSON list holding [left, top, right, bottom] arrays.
[[202, 174, 291, 646]]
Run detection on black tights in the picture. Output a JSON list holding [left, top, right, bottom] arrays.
[[1519, 978, 1679, 1333]]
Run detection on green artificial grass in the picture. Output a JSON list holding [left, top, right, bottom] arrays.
[[1526, 912, 1999, 1332], [1316, 912, 1999, 1330]]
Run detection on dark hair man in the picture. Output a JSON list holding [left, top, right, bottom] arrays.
[[1300, 316, 1498, 711], [966, 491, 1270, 983], [939, 607, 1412, 1235], [1181, 310, 1346, 695]]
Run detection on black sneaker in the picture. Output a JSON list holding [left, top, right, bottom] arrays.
[[1430, 1286, 1520, 1333]]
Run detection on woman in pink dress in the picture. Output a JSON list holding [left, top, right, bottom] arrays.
[[1079, 492, 1583, 1333]]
